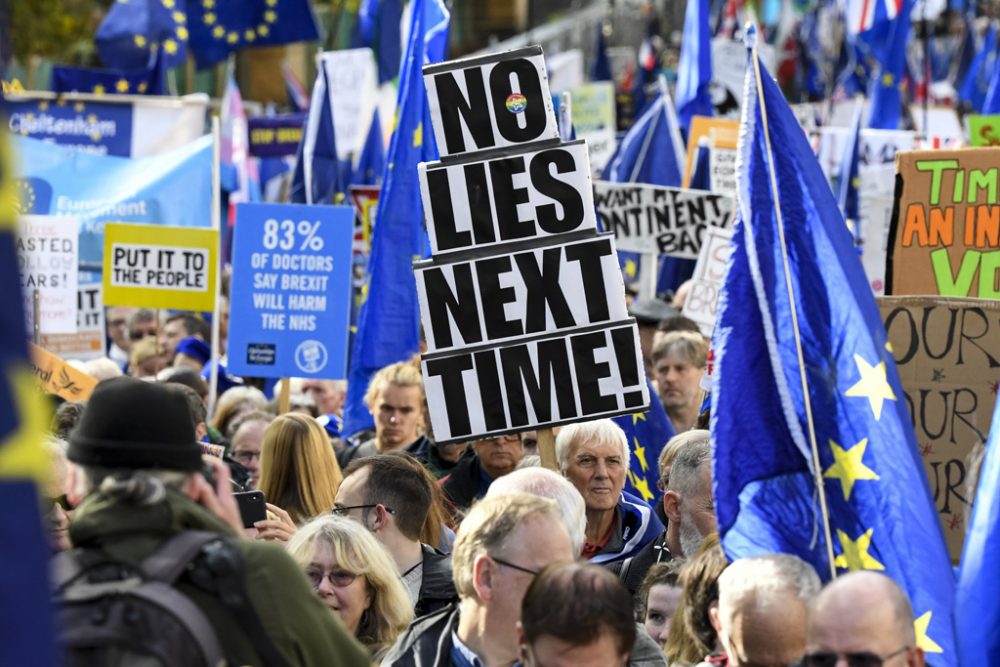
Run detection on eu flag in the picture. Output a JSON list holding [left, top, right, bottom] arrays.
[[955, 398, 1000, 664], [186, 0, 320, 69], [675, 0, 713, 131], [603, 82, 686, 187], [957, 24, 997, 113], [612, 381, 676, 506], [341, 0, 450, 437], [0, 127, 58, 664], [96, 0, 189, 70], [866, 0, 913, 130], [354, 0, 403, 84], [51, 55, 166, 96], [351, 109, 385, 187], [982, 50, 1000, 114], [712, 28, 956, 662], [590, 23, 613, 82], [290, 64, 347, 205]]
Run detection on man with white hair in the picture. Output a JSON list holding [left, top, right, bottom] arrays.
[[556, 419, 663, 565], [710, 554, 821, 667], [487, 467, 587, 555]]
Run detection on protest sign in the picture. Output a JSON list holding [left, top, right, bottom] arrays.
[[14, 134, 213, 269], [39, 279, 105, 361], [227, 203, 355, 379], [349, 185, 380, 250], [248, 113, 307, 157], [910, 106, 964, 148], [320, 49, 379, 161], [967, 114, 1000, 147], [887, 148, 1000, 299], [708, 144, 737, 197], [17, 215, 79, 335], [103, 223, 218, 311], [711, 37, 776, 119], [878, 296, 1000, 561], [4, 92, 208, 157], [424, 47, 560, 160], [683, 116, 738, 187], [569, 82, 616, 172], [593, 181, 735, 257], [546, 49, 585, 93], [417, 46, 647, 444], [29, 343, 98, 401], [682, 227, 734, 336]]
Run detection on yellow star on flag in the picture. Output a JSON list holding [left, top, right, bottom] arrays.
[[845, 354, 896, 421], [632, 473, 655, 503], [92, 84, 106, 95], [137, 81, 148, 93], [163, 0, 175, 7], [833, 529, 885, 572], [633, 437, 648, 472], [202, 0, 215, 7], [177, 26, 189, 40], [631, 411, 646, 425], [172, 10, 185, 22], [38, 101, 48, 111], [266, 0, 278, 5], [264, 10, 278, 22], [624, 258, 637, 278], [74, 102, 85, 112], [823, 438, 879, 500], [882, 73, 894, 86], [244, 29, 256, 41], [913, 612, 943, 653], [257, 24, 270, 37], [115, 79, 129, 93], [212, 25, 225, 38], [134, 34, 147, 48], [413, 123, 422, 148], [227, 31, 239, 44], [204, 12, 216, 24], [163, 39, 179, 54]]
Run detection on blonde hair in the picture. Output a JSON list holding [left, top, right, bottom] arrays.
[[286, 515, 413, 659], [363, 360, 425, 412], [658, 429, 710, 488], [258, 414, 342, 524], [452, 493, 562, 599], [210, 386, 269, 435], [651, 331, 708, 368]]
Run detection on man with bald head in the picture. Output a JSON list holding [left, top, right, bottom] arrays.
[[805, 571, 925, 667]]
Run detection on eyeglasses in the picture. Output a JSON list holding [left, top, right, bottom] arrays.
[[44, 494, 74, 512], [109, 318, 127, 327], [798, 647, 910, 667], [129, 330, 156, 341], [331, 503, 395, 516], [231, 450, 261, 464], [306, 568, 358, 589], [490, 555, 540, 576], [478, 434, 522, 446]]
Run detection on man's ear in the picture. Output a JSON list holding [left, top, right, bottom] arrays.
[[516, 622, 528, 662], [472, 554, 495, 603], [708, 600, 722, 633], [66, 464, 84, 508], [663, 489, 682, 523], [907, 647, 926, 667]]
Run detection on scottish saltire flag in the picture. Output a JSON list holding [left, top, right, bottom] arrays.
[[604, 83, 686, 187], [957, 24, 997, 113], [676, 0, 713, 130], [290, 65, 347, 205], [955, 398, 1000, 665], [591, 23, 613, 82], [51, 55, 166, 96], [96, 0, 189, 70], [867, 0, 913, 130], [186, 0, 319, 69], [342, 0, 450, 437], [613, 382, 676, 505], [281, 62, 310, 112], [837, 98, 863, 223], [712, 28, 956, 661], [351, 109, 385, 186], [0, 129, 59, 665]]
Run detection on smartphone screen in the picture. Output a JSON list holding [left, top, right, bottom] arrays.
[[233, 491, 267, 528]]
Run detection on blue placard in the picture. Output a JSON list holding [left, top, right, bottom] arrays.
[[4, 98, 133, 156], [227, 203, 354, 379]]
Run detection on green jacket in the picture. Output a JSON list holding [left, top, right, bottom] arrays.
[[69, 488, 371, 667]]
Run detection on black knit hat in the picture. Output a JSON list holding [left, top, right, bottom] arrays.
[[67, 376, 202, 471]]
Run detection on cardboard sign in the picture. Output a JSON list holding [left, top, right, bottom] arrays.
[[17, 215, 80, 334], [418, 46, 647, 444], [423, 46, 559, 160], [888, 148, 1000, 300], [593, 181, 735, 257], [878, 296, 1000, 561], [227, 203, 355, 379], [967, 114, 1000, 148], [29, 343, 98, 401], [683, 116, 739, 187], [569, 82, 617, 172], [39, 280, 105, 360], [420, 140, 597, 255], [103, 223, 218, 310], [682, 227, 734, 336]]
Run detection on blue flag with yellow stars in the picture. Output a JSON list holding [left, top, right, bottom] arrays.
[[186, 0, 320, 69], [51, 55, 166, 96], [96, 0, 190, 70], [613, 380, 676, 506], [866, 0, 913, 130], [0, 127, 59, 664], [712, 26, 956, 662], [341, 0, 450, 437]]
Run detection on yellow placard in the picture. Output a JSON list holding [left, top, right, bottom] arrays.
[[29, 344, 99, 401], [103, 223, 218, 311], [683, 116, 740, 187]]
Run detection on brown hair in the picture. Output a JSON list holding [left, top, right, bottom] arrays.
[[638, 559, 686, 620], [664, 533, 727, 664], [258, 414, 342, 524], [343, 452, 432, 541]]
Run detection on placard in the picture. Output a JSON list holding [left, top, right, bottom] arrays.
[[569, 82, 617, 172], [29, 343, 98, 401], [424, 46, 559, 160], [320, 49, 379, 161], [39, 279, 106, 360], [248, 113, 307, 157], [592, 181, 735, 257], [967, 114, 1000, 148], [17, 215, 80, 334], [878, 296, 1000, 561], [888, 148, 1000, 299], [227, 203, 354, 379], [708, 145, 737, 197], [102, 223, 218, 310], [683, 116, 739, 187], [682, 227, 734, 336]]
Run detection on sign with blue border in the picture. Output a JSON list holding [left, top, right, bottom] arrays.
[[228, 203, 354, 379]]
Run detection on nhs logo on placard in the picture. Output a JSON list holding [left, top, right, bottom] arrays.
[[4, 99, 132, 156]]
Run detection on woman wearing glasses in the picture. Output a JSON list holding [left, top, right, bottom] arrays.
[[287, 515, 413, 663]]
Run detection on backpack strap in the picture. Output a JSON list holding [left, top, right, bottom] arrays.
[[130, 581, 227, 667], [141, 531, 220, 584]]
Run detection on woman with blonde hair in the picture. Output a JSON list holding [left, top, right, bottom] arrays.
[[287, 515, 413, 663], [258, 413, 342, 526]]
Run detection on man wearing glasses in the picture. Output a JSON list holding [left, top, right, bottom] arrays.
[[382, 493, 574, 667], [804, 571, 925, 667], [440, 432, 525, 515]]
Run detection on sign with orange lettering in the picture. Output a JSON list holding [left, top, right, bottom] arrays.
[[887, 148, 1000, 300], [29, 343, 98, 401]]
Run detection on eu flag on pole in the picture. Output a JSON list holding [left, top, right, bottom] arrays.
[[712, 26, 956, 661], [96, 0, 189, 70], [0, 128, 58, 666], [866, 0, 913, 130], [957, 24, 997, 113], [955, 398, 1000, 665], [351, 109, 385, 187], [290, 65, 347, 206], [612, 382, 676, 505], [603, 81, 686, 187], [341, 0, 450, 437], [186, 0, 319, 69], [675, 0, 713, 131], [51, 56, 166, 96], [591, 23, 613, 82]]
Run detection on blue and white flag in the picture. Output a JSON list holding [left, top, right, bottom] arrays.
[[290, 64, 349, 205], [676, 0, 713, 131]]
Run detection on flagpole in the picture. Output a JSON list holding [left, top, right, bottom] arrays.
[[207, 116, 222, 419], [749, 43, 838, 580]]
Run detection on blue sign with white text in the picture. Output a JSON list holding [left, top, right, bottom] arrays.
[[4, 98, 133, 156], [227, 203, 354, 379]]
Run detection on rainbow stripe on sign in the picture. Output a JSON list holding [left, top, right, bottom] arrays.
[[505, 93, 527, 114]]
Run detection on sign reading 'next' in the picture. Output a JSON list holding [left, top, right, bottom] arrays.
[[415, 46, 647, 445]]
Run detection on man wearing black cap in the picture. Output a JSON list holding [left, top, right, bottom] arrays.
[[64, 376, 369, 666]]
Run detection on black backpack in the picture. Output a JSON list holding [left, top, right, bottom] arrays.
[[52, 531, 290, 667]]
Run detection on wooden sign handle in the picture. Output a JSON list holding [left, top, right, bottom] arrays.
[[278, 378, 291, 415], [538, 428, 558, 471]]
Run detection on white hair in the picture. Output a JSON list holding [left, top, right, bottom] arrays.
[[717, 554, 821, 626], [554, 419, 629, 473], [487, 467, 587, 555]]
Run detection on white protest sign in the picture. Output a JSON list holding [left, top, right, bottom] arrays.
[[17, 215, 80, 334], [546, 49, 585, 93], [682, 226, 734, 337], [420, 140, 597, 255], [711, 37, 776, 118], [910, 105, 965, 148], [40, 280, 106, 360], [423, 46, 560, 160], [592, 181, 735, 257], [570, 81, 617, 173], [320, 49, 379, 161], [709, 144, 737, 197]]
